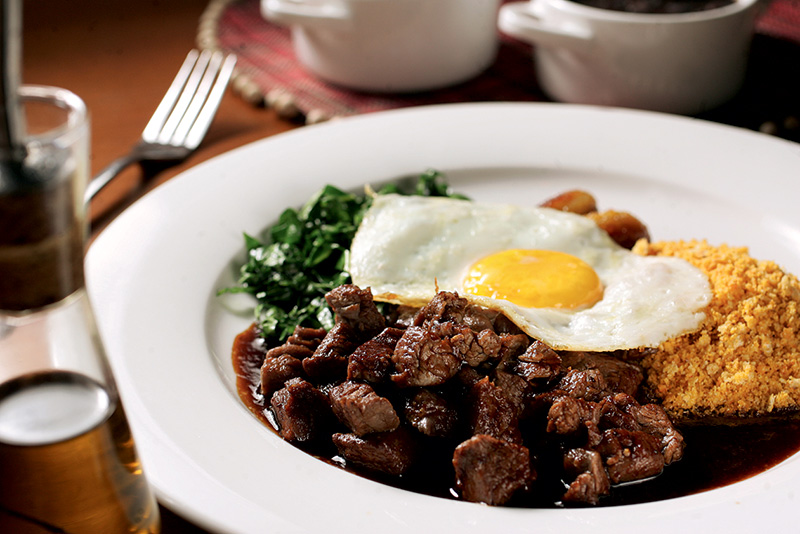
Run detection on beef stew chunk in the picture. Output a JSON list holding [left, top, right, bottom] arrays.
[[284, 325, 328, 351], [325, 284, 386, 338], [392, 320, 513, 387], [347, 327, 404, 383], [597, 428, 665, 484], [561, 352, 644, 396], [260, 325, 326, 395], [270, 377, 332, 442], [601, 393, 685, 464], [515, 340, 562, 383], [404, 389, 458, 437], [303, 321, 360, 383], [453, 434, 533, 505], [546, 394, 603, 437], [256, 286, 688, 507], [391, 325, 464, 387], [497, 333, 530, 364], [329, 381, 400, 436], [557, 368, 612, 401], [332, 428, 417, 476], [261, 353, 304, 397], [412, 290, 470, 326], [492, 369, 531, 419], [469, 377, 523, 444], [562, 448, 610, 505]]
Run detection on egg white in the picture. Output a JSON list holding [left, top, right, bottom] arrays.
[[348, 194, 711, 351]]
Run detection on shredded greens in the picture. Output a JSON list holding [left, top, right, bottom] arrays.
[[221, 169, 467, 346]]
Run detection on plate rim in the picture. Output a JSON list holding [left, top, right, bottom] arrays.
[[86, 102, 800, 534]]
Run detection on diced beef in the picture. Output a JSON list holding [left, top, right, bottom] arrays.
[[562, 448, 610, 505], [392, 321, 505, 388], [462, 305, 497, 332], [264, 343, 313, 361], [347, 327, 404, 383], [492, 313, 526, 335], [585, 420, 604, 448], [469, 377, 522, 444], [596, 428, 665, 484], [404, 389, 458, 437], [561, 351, 643, 397], [557, 368, 611, 401], [492, 369, 530, 418], [515, 340, 562, 384], [547, 392, 684, 466], [264, 325, 327, 360], [412, 291, 469, 326], [257, 284, 688, 509], [387, 305, 418, 329], [629, 402, 684, 464], [412, 290, 499, 333], [546, 395, 602, 436], [325, 284, 386, 339], [527, 390, 565, 421], [270, 378, 331, 442], [452, 434, 533, 506], [496, 333, 530, 364], [599, 395, 640, 430], [303, 322, 359, 383], [448, 325, 501, 367], [285, 325, 328, 350], [332, 428, 417, 476], [260, 353, 304, 397], [455, 366, 484, 389], [391, 326, 463, 387], [328, 381, 400, 436], [603, 393, 685, 464]]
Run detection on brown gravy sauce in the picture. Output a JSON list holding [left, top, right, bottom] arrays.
[[233, 323, 800, 507]]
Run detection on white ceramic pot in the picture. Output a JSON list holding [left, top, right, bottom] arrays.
[[498, 0, 762, 114], [262, 0, 502, 93]]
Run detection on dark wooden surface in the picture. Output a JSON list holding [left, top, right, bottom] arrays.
[[25, 0, 297, 234]]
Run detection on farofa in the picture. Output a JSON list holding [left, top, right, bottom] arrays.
[[632, 239, 800, 420]]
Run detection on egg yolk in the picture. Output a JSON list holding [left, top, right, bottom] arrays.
[[462, 249, 604, 309]]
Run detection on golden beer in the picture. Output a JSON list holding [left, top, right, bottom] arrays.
[[0, 371, 160, 533]]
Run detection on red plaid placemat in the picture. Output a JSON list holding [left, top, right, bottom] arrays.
[[200, 0, 800, 139]]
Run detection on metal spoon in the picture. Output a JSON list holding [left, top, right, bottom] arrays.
[[0, 0, 23, 160]]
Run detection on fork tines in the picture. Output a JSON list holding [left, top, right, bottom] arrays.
[[142, 49, 237, 150]]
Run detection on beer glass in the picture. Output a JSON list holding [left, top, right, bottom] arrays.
[[0, 85, 160, 533]]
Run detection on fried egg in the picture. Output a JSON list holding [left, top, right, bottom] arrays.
[[348, 194, 711, 351]]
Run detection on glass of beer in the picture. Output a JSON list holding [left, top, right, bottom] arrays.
[[0, 85, 160, 533]]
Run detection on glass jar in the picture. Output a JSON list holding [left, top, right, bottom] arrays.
[[0, 85, 160, 533]]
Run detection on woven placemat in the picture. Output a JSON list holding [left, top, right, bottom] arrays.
[[198, 0, 800, 137], [199, 0, 550, 122]]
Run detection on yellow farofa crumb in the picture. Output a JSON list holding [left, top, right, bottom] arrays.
[[632, 239, 800, 419]]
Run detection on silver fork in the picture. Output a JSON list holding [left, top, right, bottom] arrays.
[[85, 49, 237, 202]]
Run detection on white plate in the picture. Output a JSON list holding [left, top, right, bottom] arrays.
[[86, 103, 800, 534]]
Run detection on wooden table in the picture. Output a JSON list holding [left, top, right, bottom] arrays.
[[22, 0, 800, 532], [25, 0, 296, 531], [25, 0, 297, 233]]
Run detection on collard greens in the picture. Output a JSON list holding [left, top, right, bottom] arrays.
[[222, 170, 466, 346]]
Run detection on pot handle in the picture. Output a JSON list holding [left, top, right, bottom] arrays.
[[498, 2, 593, 52], [261, 0, 352, 29]]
